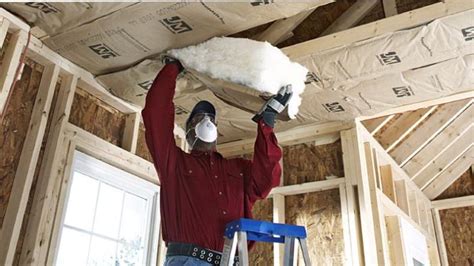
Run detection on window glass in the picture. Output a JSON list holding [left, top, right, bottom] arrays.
[[63, 172, 99, 231], [93, 183, 124, 238], [56, 227, 90, 266]]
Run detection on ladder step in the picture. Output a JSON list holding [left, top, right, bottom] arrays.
[[224, 218, 307, 241]]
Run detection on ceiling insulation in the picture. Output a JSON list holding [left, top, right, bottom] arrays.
[[2, 3, 473, 144]]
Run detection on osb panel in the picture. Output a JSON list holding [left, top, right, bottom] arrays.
[[136, 123, 153, 162], [69, 88, 126, 146], [286, 189, 344, 265], [439, 206, 474, 265], [436, 169, 474, 200], [14, 81, 61, 265], [283, 141, 344, 186], [0, 60, 44, 227], [250, 198, 274, 265], [278, 0, 356, 48]]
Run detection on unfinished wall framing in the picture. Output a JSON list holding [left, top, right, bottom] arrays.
[[0, 3, 473, 266]]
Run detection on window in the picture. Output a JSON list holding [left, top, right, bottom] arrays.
[[55, 151, 160, 266]]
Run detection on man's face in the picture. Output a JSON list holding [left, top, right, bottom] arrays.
[[186, 112, 217, 151]]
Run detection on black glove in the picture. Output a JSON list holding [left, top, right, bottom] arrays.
[[162, 55, 184, 73], [252, 85, 293, 128]]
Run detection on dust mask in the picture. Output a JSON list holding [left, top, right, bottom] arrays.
[[194, 116, 217, 143]]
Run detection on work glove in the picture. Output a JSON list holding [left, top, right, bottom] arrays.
[[161, 55, 184, 73], [252, 85, 293, 128]]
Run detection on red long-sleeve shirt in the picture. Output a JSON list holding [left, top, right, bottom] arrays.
[[142, 64, 282, 252]]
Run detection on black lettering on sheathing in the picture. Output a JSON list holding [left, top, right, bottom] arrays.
[[323, 102, 345, 113], [25, 2, 60, 14], [305, 72, 321, 84], [392, 86, 414, 98], [88, 43, 120, 59], [377, 51, 401, 65], [160, 16, 193, 34], [462, 27, 474, 41], [250, 0, 273, 6]]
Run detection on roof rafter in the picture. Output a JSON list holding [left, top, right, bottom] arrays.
[[375, 106, 437, 152], [423, 148, 474, 200], [321, 0, 379, 36], [402, 104, 473, 177], [413, 127, 473, 189], [390, 99, 472, 166]]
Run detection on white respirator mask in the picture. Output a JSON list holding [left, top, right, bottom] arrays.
[[194, 116, 218, 143]]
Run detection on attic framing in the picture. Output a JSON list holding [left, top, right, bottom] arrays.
[[0, 2, 473, 265]]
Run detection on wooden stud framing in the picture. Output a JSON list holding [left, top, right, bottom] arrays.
[[378, 190, 430, 239], [64, 124, 158, 183], [385, 215, 407, 265], [413, 129, 473, 189], [432, 209, 449, 265], [391, 99, 472, 166], [357, 120, 435, 237], [408, 189, 421, 224], [45, 136, 76, 266], [122, 112, 141, 153], [394, 180, 410, 216], [338, 184, 356, 265], [379, 165, 396, 203], [0, 16, 10, 48], [431, 195, 474, 210], [423, 151, 474, 200], [321, 0, 379, 36], [19, 73, 77, 265], [269, 178, 345, 196], [272, 194, 285, 265], [341, 127, 378, 265], [217, 121, 352, 157], [0, 64, 60, 265], [0, 30, 26, 115], [283, 0, 474, 58], [363, 143, 390, 265], [1, 64, 60, 262]]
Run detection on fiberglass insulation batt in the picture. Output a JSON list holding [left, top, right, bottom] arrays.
[[169, 37, 308, 119]]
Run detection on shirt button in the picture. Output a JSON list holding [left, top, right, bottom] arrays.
[[189, 170, 193, 174], [222, 210, 227, 215], [240, 173, 243, 176], [218, 191, 223, 195], [211, 162, 214, 165], [214, 175, 218, 179]]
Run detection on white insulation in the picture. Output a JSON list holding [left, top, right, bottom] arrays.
[[169, 37, 308, 119]]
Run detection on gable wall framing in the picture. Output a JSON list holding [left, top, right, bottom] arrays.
[[0, 2, 472, 265]]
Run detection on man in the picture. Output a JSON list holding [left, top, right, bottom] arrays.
[[142, 58, 292, 265]]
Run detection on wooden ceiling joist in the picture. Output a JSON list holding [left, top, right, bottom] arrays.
[[382, 0, 398, 17], [362, 114, 395, 135], [321, 0, 379, 36], [412, 126, 473, 189], [283, 0, 473, 58], [375, 106, 437, 152], [423, 147, 474, 200], [390, 99, 473, 166], [402, 104, 473, 178], [254, 7, 322, 45]]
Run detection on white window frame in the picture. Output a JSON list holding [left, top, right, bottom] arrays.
[[54, 150, 160, 266]]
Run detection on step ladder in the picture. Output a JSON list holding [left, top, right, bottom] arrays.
[[220, 218, 311, 266]]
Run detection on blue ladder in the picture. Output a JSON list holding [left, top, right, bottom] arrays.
[[220, 218, 311, 266]]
